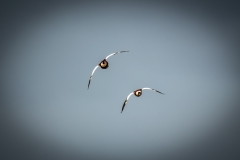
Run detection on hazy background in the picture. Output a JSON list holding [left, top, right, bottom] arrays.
[[1, 1, 240, 160]]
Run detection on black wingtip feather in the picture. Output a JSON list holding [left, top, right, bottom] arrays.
[[121, 100, 127, 113], [87, 79, 91, 90], [152, 89, 164, 95], [120, 51, 129, 53]]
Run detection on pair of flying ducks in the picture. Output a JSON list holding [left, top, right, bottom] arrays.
[[87, 51, 164, 113]]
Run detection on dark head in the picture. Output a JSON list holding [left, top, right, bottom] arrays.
[[99, 59, 109, 69], [134, 89, 142, 97]]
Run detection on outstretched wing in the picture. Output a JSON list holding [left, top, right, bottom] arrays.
[[87, 65, 99, 89], [105, 51, 129, 60], [121, 92, 134, 113], [142, 88, 165, 95]]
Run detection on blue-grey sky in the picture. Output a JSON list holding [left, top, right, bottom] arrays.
[[1, 1, 240, 160]]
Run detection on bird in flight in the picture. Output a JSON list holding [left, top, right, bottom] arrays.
[[121, 88, 164, 113], [87, 51, 129, 89]]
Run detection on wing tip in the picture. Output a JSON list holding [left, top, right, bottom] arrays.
[[118, 51, 129, 53], [87, 83, 90, 90], [87, 77, 92, 90], [153, 89, 165, 95], [121, 99, 128, 113]]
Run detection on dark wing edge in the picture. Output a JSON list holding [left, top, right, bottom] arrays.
[[153, 89, 165, 95], [87, 76, 92, 90], [87, 66, 99, 90], [121, 99, 128, 113], [114, 51, 129, 56], [115, 51, 129, 56]]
